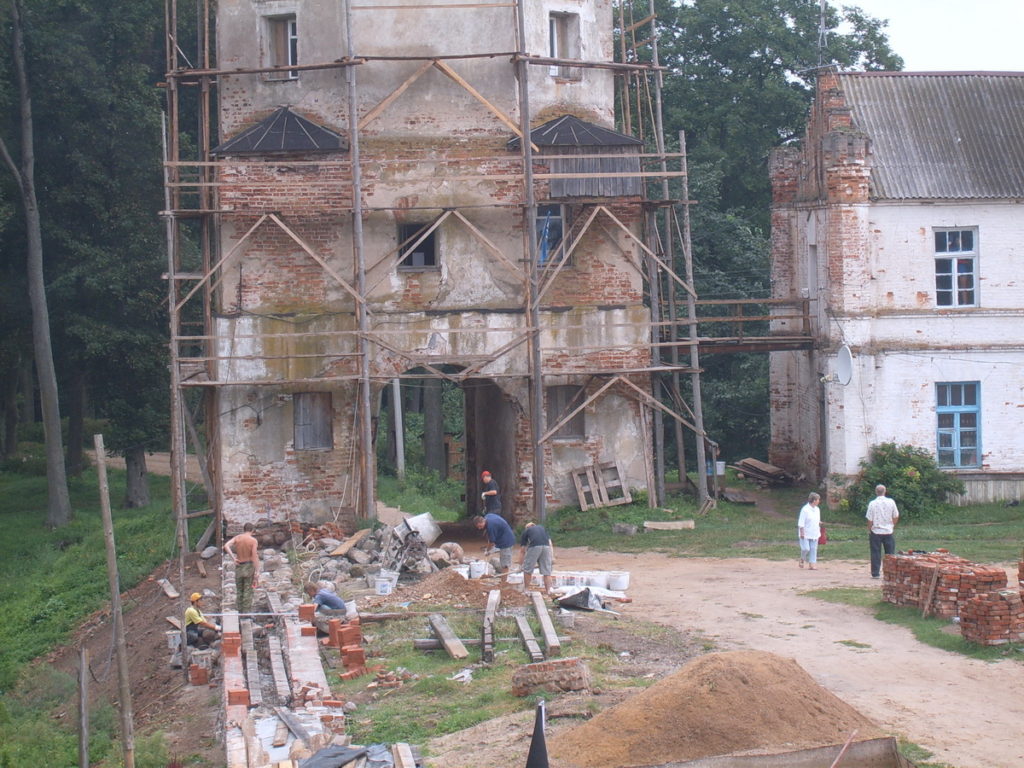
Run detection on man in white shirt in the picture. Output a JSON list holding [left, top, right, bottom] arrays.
[[866, 484, 899, 579]]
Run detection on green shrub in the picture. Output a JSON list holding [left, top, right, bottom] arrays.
[[0, 443, 48, 476], [845, 443, 965, 519]]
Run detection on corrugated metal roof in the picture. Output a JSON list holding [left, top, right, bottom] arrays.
[[507, 115, 643, 149], [212, 107, 348, 155], [837, 72, 1024, 200]]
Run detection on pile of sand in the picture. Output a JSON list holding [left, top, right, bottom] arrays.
[[548, 650, 883, 768]]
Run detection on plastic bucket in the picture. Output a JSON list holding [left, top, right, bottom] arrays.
[[374, 577, 393, 595], [468, 560, 487, 579], [379, 568, 399, 588], [166, 630, 181, 651], [452, 564, 470, 579], [607, 571, 630, 590], [584, 571, 610, 589], [506, 572, 524, 585]]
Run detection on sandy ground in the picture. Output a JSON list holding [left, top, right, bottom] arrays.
[[549, 548, 1024, 768]]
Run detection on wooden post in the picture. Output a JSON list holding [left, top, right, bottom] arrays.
[[392, 378, 405, 480], [94, 434, 135, 768], [78, 647, 89, 768]]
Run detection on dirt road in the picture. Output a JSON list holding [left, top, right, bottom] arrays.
[[552, 549, 1024, 768]]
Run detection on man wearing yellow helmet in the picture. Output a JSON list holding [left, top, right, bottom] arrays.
[[185, 592, 220, 648]]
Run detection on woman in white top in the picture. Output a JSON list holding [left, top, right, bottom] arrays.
[[797, 492, 822, 570]]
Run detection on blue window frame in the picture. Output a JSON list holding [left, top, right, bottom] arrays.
[[535, 204, 567, 265], [936, 382, 980, 468]]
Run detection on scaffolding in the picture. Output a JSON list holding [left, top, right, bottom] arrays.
[[162, 0, 717, 541]]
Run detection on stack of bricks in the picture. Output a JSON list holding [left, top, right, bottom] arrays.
[[882, 552, 1007, 618], [1018, 558, 1024, 588], [511, 657, 591, 697], [959, 590, 1024, 646]]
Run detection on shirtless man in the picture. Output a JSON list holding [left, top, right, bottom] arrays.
[[223, 522, 260, 613]]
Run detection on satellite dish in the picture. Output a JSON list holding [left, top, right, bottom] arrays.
[[835, 344, 853, 386]]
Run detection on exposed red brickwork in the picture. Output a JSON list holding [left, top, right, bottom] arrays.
[[511, 657, 591, 696]]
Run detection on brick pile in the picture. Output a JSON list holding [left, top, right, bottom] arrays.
[[960, 590, 1024, 646], [881, 552, 1007, 618], [511, 657, 591, 697]]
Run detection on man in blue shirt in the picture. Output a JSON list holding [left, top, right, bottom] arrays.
[[474, 512, 515, 574], [304, 582, 348, 635]]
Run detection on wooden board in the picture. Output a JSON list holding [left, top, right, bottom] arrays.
[[272, 718, 290, 748], [920, 567, 941, 618], [428, 613, 469, 659], [157, 578, 180, 599], [514, 615, 544, 662], [392, 743, 417, 768], [165, 616, 182, 630], [529, 591, 561, 658], [481, 589, 501, 664], [330, 528, 372, 557], [273, 706, 312, 745], [643, 520, 695, 531]]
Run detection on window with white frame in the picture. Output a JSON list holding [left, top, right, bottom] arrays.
[[934, 228, 977, 307], [548, 12, 581, 79], [294, 392, 332, 451], [266, 15, 298, 80], [546, 385, 585, 440], [397, 222, 438, 269], [936, 382, 980, 468], [535, 204, 569, 266]]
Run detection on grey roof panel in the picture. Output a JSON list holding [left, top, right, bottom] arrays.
[[212, 106, 348, 155], [836, 72, 1024, 199], [507, 114, 643, 149]]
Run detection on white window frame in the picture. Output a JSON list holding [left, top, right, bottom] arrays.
[[265, 14, 298, 81], [548, 12, 581, 80], [934, 228, 977, 308]]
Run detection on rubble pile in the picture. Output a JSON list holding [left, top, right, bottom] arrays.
[[959, 590, 1024, 646], [882, 552, 1008, 618], [362, 567, 532, 610]]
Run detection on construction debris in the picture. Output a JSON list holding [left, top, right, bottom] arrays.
[[728, 457, 795, 486]]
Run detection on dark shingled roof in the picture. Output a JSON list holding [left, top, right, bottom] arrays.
[[507, 115, 643, 149], [836, 72, 1024, 200], [211, 107, 348, 156]]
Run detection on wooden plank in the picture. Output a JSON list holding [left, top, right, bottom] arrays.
[[572, 469, 590, 512], [529, 591, 561, 658], [157, 579, 180, 599], [920, 567, 941, 618], [481, 589, 501, 664], [428, 613, 469, 659], [194, 518, 217, 552], [330, 528, 372, 557], [272, 718, 290, 748], [392, 743, 417, 768], [240, 620, 263, 708], [643, 520, 695, 531], [514, 615, 544, 662], [165, 616, 182, 630], [196, 559, 208, 578], [273, 706, 312, 745], [432, 59, 537, 150]]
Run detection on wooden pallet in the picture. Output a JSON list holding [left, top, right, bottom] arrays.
[[571, 461, 631, 511]]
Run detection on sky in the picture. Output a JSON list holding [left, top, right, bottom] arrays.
[[838, 0, 1024, 72]]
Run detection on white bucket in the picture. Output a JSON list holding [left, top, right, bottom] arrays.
[[716, 460, 727, 477], [506, 572, 524, 585], [379, 568, 400, 588], [584, 571, 610, 589], [451, 564, 470, 579], [468, 560, 487, 579], [374, 577, 393, 595], [166, 630, 182, 651], [607, 571, 630, 590]]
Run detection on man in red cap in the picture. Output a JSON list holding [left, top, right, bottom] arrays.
[[480, 470, 501, 514]]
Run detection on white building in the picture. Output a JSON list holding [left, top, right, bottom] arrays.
[[769, 71, 1024, 504]]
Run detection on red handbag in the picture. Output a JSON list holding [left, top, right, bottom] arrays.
[[818, 525, 827, 545]]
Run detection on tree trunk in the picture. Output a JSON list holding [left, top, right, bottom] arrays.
[[423, 377, 446, 478], [18, 355, 34, 425], [2, 368, 18, 459], [0, 0, 72, 526], [123, 445, 150, 508], [66, 368, 86, 477]]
